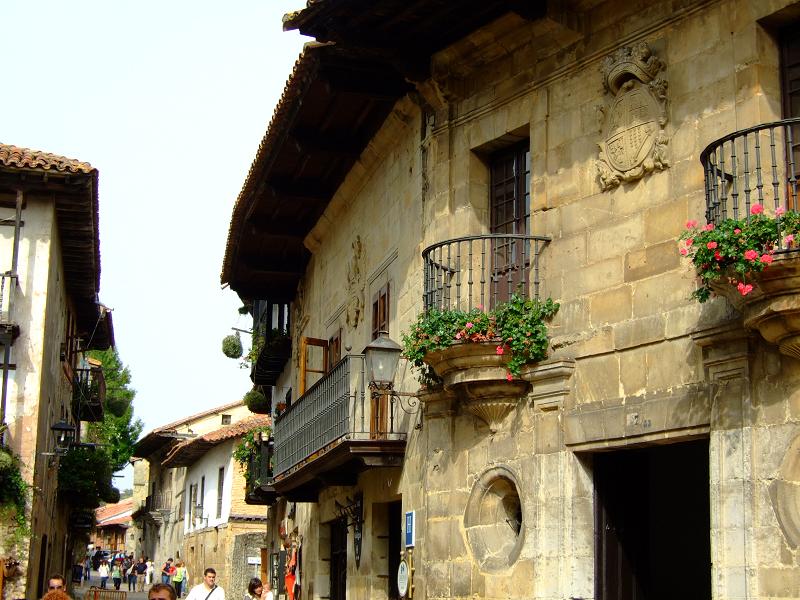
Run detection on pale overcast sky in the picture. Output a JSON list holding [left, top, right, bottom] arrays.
[[0, 1, 310, 487]]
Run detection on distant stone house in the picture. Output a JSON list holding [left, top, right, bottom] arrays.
[[161, 415, 271, 594], [222, 1, 800, 600], [93, 499, 134, 555], [130, 401, 252, 567], [0, 144, 114, 600]]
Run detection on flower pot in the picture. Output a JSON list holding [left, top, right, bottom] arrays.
[[423, 341, 530, 432], [710, 250, 800, 359]]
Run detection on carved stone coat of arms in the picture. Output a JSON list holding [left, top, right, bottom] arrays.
[[596, 42, 669, 190]]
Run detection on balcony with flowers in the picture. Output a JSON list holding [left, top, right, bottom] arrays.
[[681, 118, 800, 358], [402, 233, 559, 432]]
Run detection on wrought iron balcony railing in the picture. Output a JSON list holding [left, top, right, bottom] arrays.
[[701, 117, 800, 226], [423, 234, 551, 311], [73, 366, 106, 422], [273, 354, 406, 477]]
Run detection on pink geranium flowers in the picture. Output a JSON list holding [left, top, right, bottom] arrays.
[[678, 206, 800, 302]]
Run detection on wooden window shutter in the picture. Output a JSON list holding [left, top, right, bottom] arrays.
[[327, 329, 342, 371], [298, 336, 329, 396], [371, 283, 390, 340]]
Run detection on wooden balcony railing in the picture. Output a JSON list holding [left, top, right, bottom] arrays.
[[423, 234, 551, 311], [701, 117, 800, 226]]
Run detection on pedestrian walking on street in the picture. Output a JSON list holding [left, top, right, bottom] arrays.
[[83, 557, 91, 582], [98, 560, 110, 589], [46, 574, 66, 593], [126, 559, 137, 591], [244, 577, 262, 600], [136, 557, 149, 592], [185, 568, 224, 600], [111, 561, 123, 590], [172, 561, 188, 599], [161, 558, 174, 584], [148, 583, 177, 600], [42, 590, 73, 600], [146, 558, 155, 585]]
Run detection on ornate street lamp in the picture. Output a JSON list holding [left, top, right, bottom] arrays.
[[50, 419, 76, 455], [363, 330, 402, 390]]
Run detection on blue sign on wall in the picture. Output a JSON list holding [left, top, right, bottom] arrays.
[[405, 510, 415, 548]]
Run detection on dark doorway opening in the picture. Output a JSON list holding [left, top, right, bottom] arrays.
[[388, 501, 402, 600], [36, 534, 48, 599], [594, 439, 711, 600], [330, 518, 348, 600]]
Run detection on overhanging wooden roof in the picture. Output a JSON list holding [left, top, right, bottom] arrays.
[[221, 43, 413, 300], [0, 144, 113, 349], [283, 0, 547, 81]]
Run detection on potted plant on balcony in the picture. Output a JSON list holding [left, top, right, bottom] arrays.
[[680, 205, 800, 357], [243, 388, 271, 414], [402, 294, 559, 431]]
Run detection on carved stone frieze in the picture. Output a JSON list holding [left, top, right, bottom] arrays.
[[596, 42, 669, 191], [346, 235, 365, 329]]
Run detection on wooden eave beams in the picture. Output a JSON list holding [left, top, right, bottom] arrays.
[[285, 0, 549, 82], [226, 45, 413, 299]]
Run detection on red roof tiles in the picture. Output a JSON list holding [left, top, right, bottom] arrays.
[[0, 144, 95, 174]]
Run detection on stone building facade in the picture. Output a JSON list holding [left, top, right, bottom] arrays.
[[0, 145, 114, 600], [223, 1, 800, 599]]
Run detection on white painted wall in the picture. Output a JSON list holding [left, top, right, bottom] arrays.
[[182, 440, 236, 533]]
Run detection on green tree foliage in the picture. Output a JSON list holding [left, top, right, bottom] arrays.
[[86, 348, 143, 472], [58, 349, 143, 508]]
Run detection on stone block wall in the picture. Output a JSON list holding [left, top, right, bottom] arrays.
[[276, 0, 800, 598]]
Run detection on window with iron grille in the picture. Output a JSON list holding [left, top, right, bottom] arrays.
[[216, 467, 224, 519], [371, 283, 390, 340], [490, 142, 531, 304], [221, 414, 231, 425]]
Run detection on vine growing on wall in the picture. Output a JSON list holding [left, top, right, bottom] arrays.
[[0, 440, 30, 549]]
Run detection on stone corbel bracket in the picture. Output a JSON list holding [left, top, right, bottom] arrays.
[[520, 359, 576, 411]]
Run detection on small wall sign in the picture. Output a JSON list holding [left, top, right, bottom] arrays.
[[405, 510, 415, 547], [397, 559, 409, 598]]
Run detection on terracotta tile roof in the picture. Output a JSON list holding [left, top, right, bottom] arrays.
[[0, 144, 95, 174], [0, 143, 113, 349], [161, 415, 271, 467], [132, 400, 245, 458], [95, 498, 134, 527]]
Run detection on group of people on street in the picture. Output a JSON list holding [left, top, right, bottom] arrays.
[[93, 554, 155, 590], [159, 557, 189, 597], [43, 564, 272, 600]]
